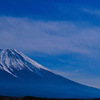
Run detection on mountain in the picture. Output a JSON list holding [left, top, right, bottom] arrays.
[[0, 49, 100, 99]]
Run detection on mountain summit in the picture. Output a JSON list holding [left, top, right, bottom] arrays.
[[0, 49, 51, 78], [0, 49, 100, 99]]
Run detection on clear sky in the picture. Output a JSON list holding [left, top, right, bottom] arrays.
[[0, 0, 100, 88]]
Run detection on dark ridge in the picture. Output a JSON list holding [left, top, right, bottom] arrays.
[[0, 96, 100, 100]]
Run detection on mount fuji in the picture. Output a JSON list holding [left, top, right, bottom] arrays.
[[0, 49, 100, 99]]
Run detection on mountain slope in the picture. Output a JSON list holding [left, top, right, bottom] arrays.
[[0, 49, 100, 99]]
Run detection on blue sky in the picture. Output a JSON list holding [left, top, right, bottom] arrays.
[[1, 0, 100, 88]]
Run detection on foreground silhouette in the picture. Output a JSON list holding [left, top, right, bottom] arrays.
[[0, 96, 100, 100]]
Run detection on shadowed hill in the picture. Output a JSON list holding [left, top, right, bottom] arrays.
[[0, 96, 100, 100]]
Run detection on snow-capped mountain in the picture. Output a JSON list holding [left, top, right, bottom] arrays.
[[0, 49, 100, 99], [0, 49, 52, 78]]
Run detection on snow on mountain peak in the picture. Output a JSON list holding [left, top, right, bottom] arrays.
[[0, 49, 51, 78]]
